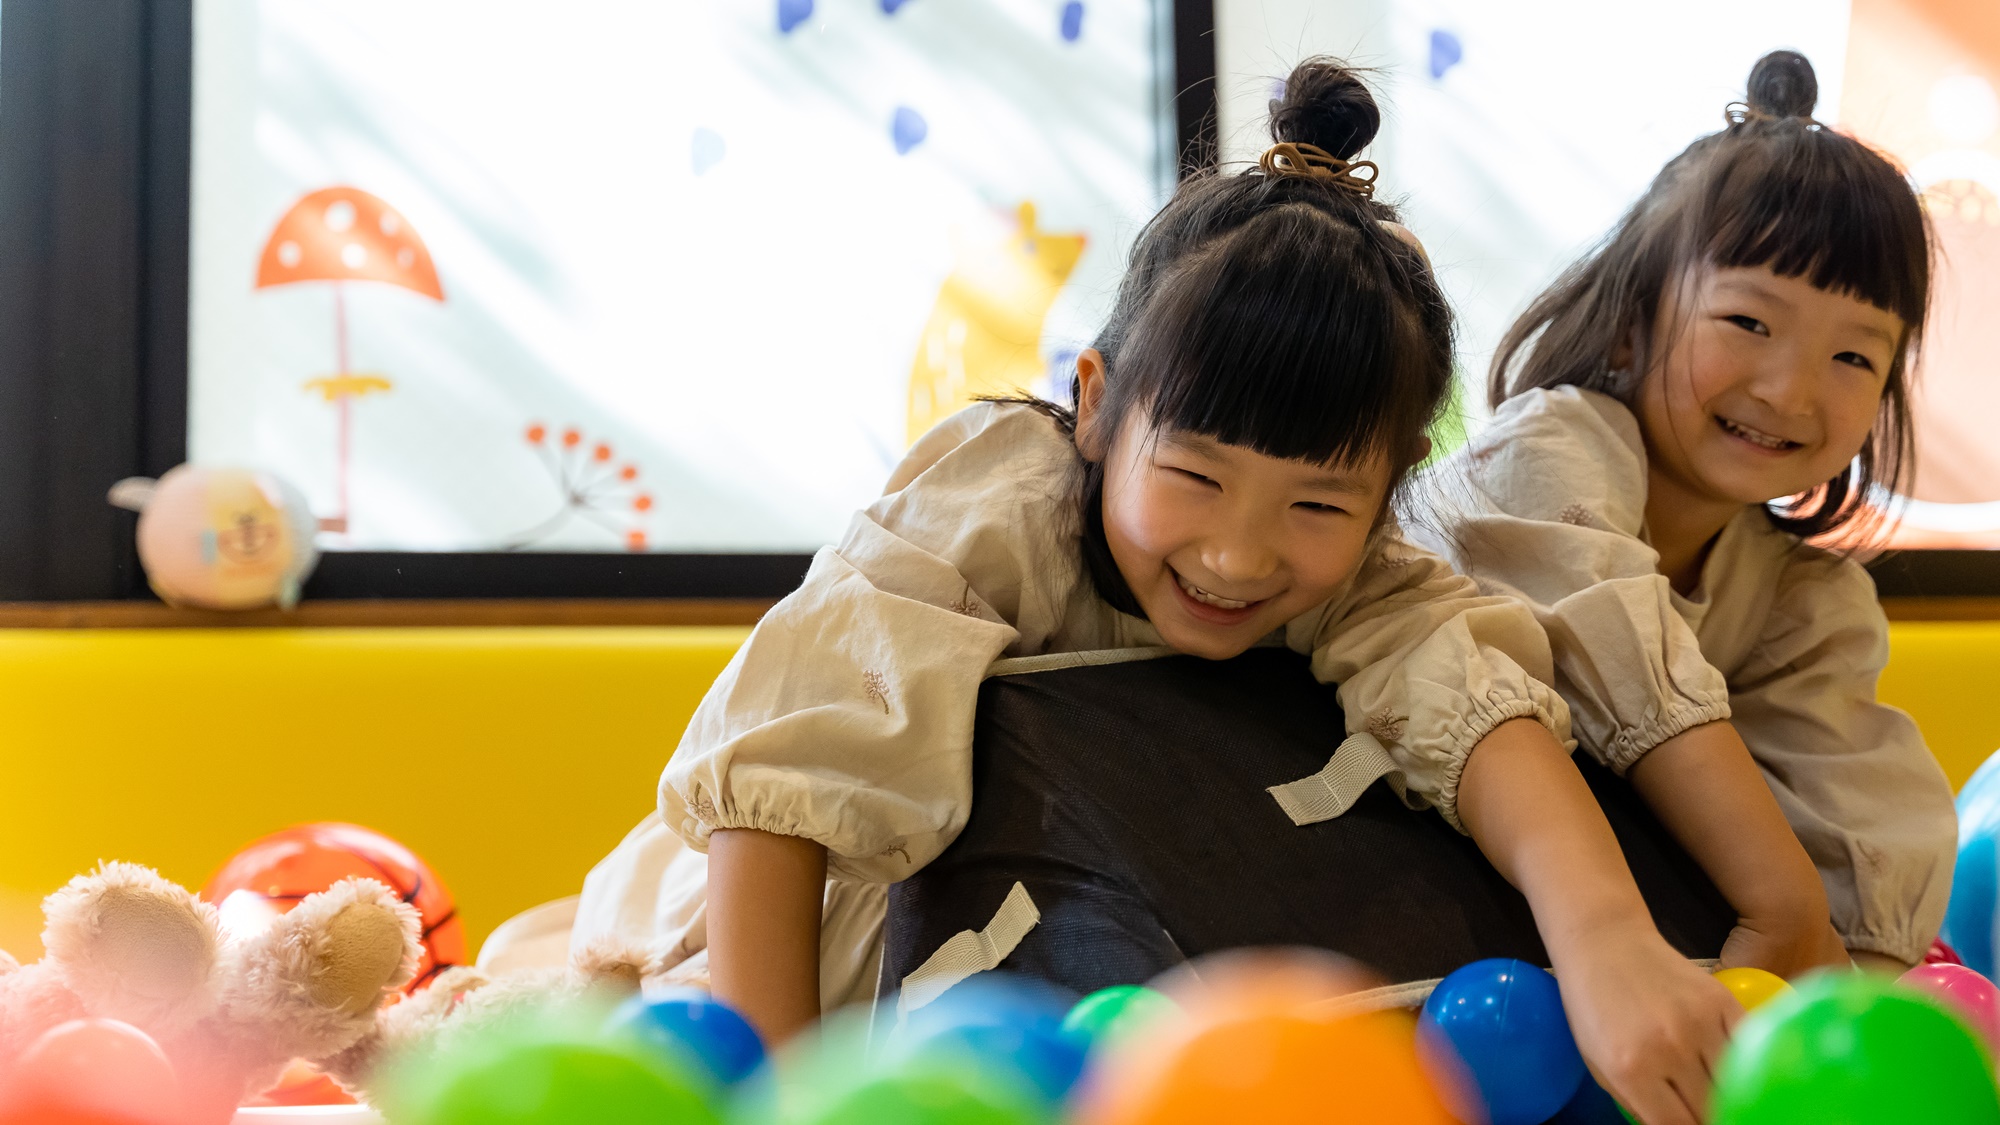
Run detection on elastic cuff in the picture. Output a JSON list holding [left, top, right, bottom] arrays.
[[1599, 698, 1733, 775], [1841, 928, 1930, 968], [1434, 693, 1568, 835]]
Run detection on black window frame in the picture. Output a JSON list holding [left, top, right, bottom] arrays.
[[4, 1, 1988, 601]]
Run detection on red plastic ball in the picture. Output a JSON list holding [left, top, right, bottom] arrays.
[[4, 1019, 182, 1124], [202, 822, 462, 994]]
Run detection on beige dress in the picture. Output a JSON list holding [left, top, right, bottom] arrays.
[[574, 402, 1572, 1007], [1415, 385, 1957, 964]]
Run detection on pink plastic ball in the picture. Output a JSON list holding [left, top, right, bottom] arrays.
[[7, 1018, 182, 1123], [1901, 962, 2000, 1045], [133, 465, 318, 610]]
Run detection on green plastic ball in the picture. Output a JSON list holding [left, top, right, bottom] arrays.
[[1059, 985, 1178, 1049], [423, 1038, 720, 1125], [799, 1067, 1045, 1125], [1711, 971, 2000, 1125]]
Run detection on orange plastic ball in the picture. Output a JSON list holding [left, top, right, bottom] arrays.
[[1078, 1004, 1459, 1125], [203, 822, 463, 992]]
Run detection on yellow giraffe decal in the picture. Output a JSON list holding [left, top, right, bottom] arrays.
[[906, 202, 1086, 445]]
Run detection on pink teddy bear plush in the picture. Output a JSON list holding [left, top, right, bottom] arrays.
[[1, 862, 657, 1121], [0, 862, 420, 1123]]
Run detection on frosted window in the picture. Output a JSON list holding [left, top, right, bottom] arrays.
[[191, 0, 1171, 552]]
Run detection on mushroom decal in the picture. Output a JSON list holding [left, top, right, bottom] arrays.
[[255, 187, 444, 535]]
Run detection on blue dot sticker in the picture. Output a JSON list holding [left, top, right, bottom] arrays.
[[892, 106, 928, 155], [1060, 1, 1084, 42], [1429, 29, 1463, 80], [691, 128, 726, 176], [777, 0, 813, 34]]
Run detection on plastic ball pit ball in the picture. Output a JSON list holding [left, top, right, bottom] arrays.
[[1899, 962, 2000, 1046], [1060, 986, 1178, 1051], [381, 1011, 720, 1125], [607, 991, 766, 1089], [1417, 959, 1585, 1125], [892, 976, 1088, 1105], [1712, 967, 1791, 1012], [1076, 958, 1458, 1125], [789, 1067, 1044, 1125], [1944, 749, 2000, 978], [1710, 971, 2000, 1124], [4, 1019, 182, 1125], [203, 822, 464, 994]]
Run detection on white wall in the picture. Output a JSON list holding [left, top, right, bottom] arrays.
[[1211, 0, 1853, 415]]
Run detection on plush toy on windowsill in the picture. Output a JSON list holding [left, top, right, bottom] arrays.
[[107, 465, 329, 611]]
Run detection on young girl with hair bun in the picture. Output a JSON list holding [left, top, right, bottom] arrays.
[[1427, 44, 1956, 1033], [578, 57, 1744, 1124]]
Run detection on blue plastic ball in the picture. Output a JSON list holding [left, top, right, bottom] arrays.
[[1944, 750, 2000, 978], [1418, 958, 1587, 1125], [607, 990, 766, 1089], [891, 974, 1087, 1105]]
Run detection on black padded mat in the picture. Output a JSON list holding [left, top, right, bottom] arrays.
[[884, 648, 1734, 997]]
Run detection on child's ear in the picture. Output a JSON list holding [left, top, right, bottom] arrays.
[[1610, 325, 1639, 375], [1072, 348, 1110, 460], [1414, 434, 1433, 464]]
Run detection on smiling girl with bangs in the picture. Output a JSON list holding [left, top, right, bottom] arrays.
[[575, 58, 1750, 1123], [1425, 46, 1957, 1073]]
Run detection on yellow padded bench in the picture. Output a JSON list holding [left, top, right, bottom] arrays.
[[1, 620, 1995, 964]]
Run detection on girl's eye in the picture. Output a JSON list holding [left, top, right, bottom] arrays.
[[1834, 351, 1878, 373], [1171, 467, 1219, 488], [1295, 501, 1346, 514], [1725, 314, 1769, 336]]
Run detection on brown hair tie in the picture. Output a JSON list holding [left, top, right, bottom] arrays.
[[1259, 142, 1379, 198]]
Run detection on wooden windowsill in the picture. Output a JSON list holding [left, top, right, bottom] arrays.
[[1879, 597, 2000, 622], [0, 596, 1992, 629], [0, 599, 776, 628]]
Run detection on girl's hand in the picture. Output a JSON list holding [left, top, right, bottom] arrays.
[[1555, 925, 1741, 1125], [1718, 916, 1850, 979]]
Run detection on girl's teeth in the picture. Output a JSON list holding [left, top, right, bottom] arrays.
[[1177, 573, 1250, 609], [1720, 417, 1791, 450]]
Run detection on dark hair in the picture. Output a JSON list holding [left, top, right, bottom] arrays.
[[1014, 58, 1454, 615], [1490, 50, 1932, 542]]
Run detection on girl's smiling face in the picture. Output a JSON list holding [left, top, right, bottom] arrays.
[[1637, 266, 1904, 515], [1075, 350, 1397, 659]]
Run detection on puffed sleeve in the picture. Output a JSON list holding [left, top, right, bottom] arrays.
[[659, 404, 1076, 883], [1290, 531, 1574, 832], [1728, 551, 1957, 964], [1435, 387, 1732, 773]]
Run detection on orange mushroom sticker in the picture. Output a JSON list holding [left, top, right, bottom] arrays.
[[256, 187, 443, 298], [254, 187, 445, 536]]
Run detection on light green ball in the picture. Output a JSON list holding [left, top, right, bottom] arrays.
[[1711, 971, 2000, 1125], [1059, 985, 1179, 1050]]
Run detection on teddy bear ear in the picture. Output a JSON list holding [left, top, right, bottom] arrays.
[[42, 862, 222, 1033]]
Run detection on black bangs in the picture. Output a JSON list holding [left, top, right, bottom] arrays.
[[1118, 204, 1443, 469], [1700, 122, 1929, 329]]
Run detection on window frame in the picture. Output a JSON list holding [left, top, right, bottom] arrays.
[[0, 0, 1218, 601]]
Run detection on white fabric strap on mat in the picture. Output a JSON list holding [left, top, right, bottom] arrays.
[[897, 882, 1041, 1018], [1268, 731, 1404, 825]]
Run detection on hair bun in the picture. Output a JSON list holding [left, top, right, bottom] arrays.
[[1747, 50, 1818, 119], [1268, 57, 1381, 160]]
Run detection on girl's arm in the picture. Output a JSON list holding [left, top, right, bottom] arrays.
[[1627, 721, 1849, 976], [708, 828, 828, 1045], [1459, 718, 1741, 1125]]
